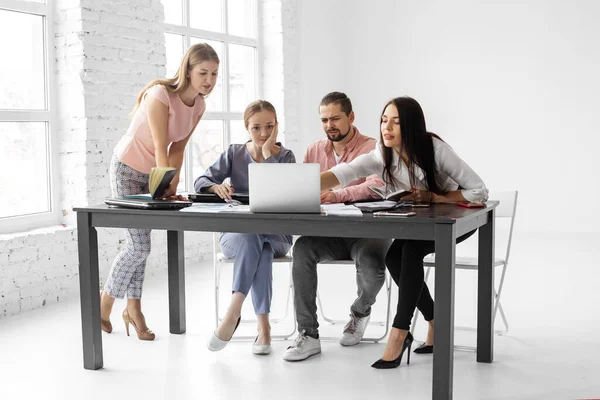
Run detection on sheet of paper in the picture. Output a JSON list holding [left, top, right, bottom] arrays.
[[179, 203, 232, 213], [320, 202, 348, 210], [353, 200, 397, 208], [219, 205, 252, 213], [323, 204, 364, 217]]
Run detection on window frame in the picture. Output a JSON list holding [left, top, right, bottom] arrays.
[[0, 0, 59, 234], [163, 0, 261, 191]]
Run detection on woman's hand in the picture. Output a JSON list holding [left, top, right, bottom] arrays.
[[162, 176, 180, 198], [209, 183, 235, 200], [401, 189, 432, 204], [166, 194, 187, 201], [262, 124, 278, 160], [320, 190, 337, 204]]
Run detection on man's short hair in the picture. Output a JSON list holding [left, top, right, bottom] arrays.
[[319, 92, 353, 116]]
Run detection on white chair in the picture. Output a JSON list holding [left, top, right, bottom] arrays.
[[315, 260, 393, 343], [213, 232, 296, 340], [213, 233, 393, 342], [410, 190, 518, 349]]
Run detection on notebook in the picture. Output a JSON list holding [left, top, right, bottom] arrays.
[[188, 192, 250, 204], [105, 198, 192, 210]]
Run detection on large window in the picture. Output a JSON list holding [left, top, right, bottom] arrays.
[[0, 0, 56, 233], [162, 0, 259, 191]]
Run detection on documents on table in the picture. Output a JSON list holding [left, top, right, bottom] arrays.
[[181, 202, 363, 216], [179, 203, 234, 213], [180, 203, 252, 213], [321, 203, 364, 217]]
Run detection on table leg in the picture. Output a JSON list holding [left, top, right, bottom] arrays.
[[433, 223, 456, 400], [167, 230, 186, 334], [77, 212, 103, 370], [477, 209, 495, 362]]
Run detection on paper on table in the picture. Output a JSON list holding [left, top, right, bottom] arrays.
[[322, 204, 363, 217], [179, 203, 233, 213], [321, 202, 348, 210], [219, 205, 252, 213]]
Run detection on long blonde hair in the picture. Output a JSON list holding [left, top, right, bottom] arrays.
[[132, 43, 220, 114]]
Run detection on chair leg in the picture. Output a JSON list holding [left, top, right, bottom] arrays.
[[214, 233, 220, 329], [422, 264, 509, 351], [318, 271, 393, 343], [219, 260, 297, 341], [495, 299, 509, 335], [316, 289, 340, 325], [493, 263, 510, 335]]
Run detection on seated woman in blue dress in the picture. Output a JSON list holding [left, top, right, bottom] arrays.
[[194, 100, 296, 355]]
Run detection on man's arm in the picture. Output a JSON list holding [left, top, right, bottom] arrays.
[[332, 174, 385, 203], [331, 138, 385, 203]]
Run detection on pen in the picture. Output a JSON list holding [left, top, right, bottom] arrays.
[[373, 211, 416, 217]]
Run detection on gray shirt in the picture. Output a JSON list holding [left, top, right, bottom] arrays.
[[194, 142, 296, 193]]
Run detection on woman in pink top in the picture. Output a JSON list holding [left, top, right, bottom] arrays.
[[100, 43, 219, 341]]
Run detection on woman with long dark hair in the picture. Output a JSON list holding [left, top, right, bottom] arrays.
[[320, 96, 488, 369]]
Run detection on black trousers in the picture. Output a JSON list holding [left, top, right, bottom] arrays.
[[385, 229, 476, 330]]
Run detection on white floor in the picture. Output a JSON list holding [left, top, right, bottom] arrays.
[[1, 231, 600, 400]]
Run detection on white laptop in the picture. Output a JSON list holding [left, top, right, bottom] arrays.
[[248, 163, 321, 213]]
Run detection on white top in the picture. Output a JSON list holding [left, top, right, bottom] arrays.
[[329, 137, 489, 203], [333, 152, 342, 164]]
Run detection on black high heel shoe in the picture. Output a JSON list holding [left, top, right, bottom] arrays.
[[371, 331, 414, 369], [413, 343, 433, 354]]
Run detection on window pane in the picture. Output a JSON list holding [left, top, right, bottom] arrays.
[[230, 120, 248, 145], [191, 120, 224, 184], [228, 0, 255, 37], [229, 44, 256, 112], [0, 122, 49, 218], [191, 38, 224, 112], [165, 33, 184, 78], [0, 10, 45, 110], [162, 0, 182, 25], [190, 0, 223, 32]]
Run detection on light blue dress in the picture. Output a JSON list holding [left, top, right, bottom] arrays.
[[194, 143, 296, 314]]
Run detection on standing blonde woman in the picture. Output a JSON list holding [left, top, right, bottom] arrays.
[[100, 43, 219, 340]]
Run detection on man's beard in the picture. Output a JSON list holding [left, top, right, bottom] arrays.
[[327, 126, 352, 142]]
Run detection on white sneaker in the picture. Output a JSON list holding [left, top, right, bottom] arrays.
[[282, 330, 321, 361], [339, 313, 370, 346]]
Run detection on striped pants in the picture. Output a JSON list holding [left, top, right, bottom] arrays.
[[103, 155, 151, 299]]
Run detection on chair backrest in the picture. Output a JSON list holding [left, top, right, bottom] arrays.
[[454, 190, 518, 265], [489, 190, 518, 265]]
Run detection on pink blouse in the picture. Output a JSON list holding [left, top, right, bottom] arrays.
[[114, 84, 206, 174]]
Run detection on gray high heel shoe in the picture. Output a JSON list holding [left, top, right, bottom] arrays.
[[207, 317, 241, 351], [252, 336, 271, 355]]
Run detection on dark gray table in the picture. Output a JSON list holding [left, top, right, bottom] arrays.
[[74, 202, 497, 400]]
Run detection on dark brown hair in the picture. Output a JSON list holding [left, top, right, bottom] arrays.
[[319, 92, 353, 116], [380, 97, 445, 194]]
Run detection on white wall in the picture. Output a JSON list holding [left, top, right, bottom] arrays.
[[297, 0, 600, 233]]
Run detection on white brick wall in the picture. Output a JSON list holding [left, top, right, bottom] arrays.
[[0, 0, 298, 318]]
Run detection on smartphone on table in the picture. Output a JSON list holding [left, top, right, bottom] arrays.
[[457, 201, 485, 208]]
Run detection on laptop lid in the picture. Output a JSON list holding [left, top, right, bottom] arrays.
[[248, 163, 321, 213], [105, 198, 192, 210]]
